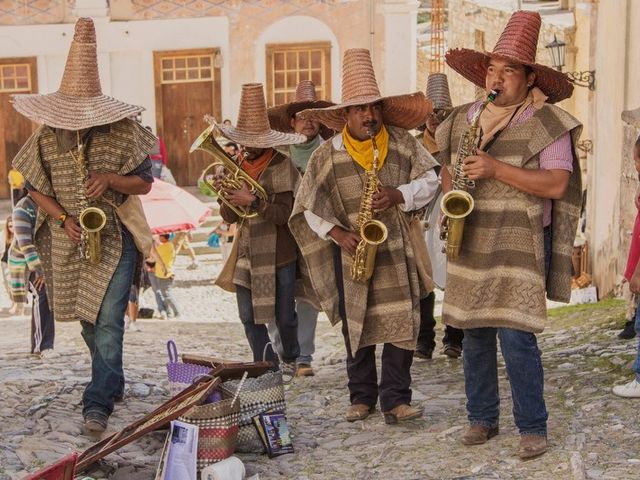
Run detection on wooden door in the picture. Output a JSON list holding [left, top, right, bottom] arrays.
[[154, 49, 221, 186], [0, 57, 38, 199]]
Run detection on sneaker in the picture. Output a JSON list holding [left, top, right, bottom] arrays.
[[38, 349, 58, 359], [618, 320, 636, 340], [160, 311, 168, 320], [442, 343, 462, 359], [414, 347, 433, 360], [280, 362, 296, 384], [187, 262, 198, 270], [612, 378, 640, 398], [124, 315, 131, 330], [83, 411, 109, 433], [129, 322, 141, 332]]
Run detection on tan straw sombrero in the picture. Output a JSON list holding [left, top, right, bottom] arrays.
[[12, 17, 143, 130], [446, 11, 573, 104], [267, 80, 334, 133], [299, 48, 432, 131], [622, 107, 640, 128], [218, 83, 307, 148], [425, 73, 453, 110]]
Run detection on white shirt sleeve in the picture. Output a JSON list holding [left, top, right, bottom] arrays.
[[304, 210, 336, 240], [396, 169, 439, 212]]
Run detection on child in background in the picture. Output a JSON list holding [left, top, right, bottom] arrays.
[[2, 216, 17, 313], [155, 234, 180, 319], [613, 134, 640, 397]]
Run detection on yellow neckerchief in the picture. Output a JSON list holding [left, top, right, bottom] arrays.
[[342, 124, 389, 171]]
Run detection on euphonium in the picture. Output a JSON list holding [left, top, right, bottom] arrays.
[[440, 90, 497, 259], [351, 128, 388, 283], [191, 123, 268, 219]]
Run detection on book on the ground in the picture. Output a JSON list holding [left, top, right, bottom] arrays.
[[156, 420, 198, 480], [258, 410, 294, 458]]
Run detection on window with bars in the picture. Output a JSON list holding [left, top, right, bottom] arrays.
[[0, 63, 31, 93], [266, 42, 331, 107], [160, 54, 214, 84]]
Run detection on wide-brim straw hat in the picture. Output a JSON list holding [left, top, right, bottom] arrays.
[[219, 83, 307, 148], [622, 107, 640, 128], [425, 73, 453, 110], [12, 17, 143, 130], [267, 80, 334, 133], [299, 48, 432, 131], [445, 11, 573, 104]]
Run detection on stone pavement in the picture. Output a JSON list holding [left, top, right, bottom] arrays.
[[2, 294, 640, 479]]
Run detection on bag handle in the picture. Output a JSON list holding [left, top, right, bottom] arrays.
[[231, 371, 248, 406], [262, 342, 275, 362], [167, 339, 179, 363]]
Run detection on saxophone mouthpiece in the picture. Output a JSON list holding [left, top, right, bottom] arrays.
[[488, 90, 498, 102]]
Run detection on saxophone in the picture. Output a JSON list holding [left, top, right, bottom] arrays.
[[440, 90, 497, 259], [350, 128, 388, 283], [72, 134, 107, 265]]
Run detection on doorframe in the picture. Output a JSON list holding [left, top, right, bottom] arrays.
[[152, 48, 222, 142]]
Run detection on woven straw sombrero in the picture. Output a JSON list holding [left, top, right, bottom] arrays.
[[12, 18, 143, 130], [425, 73, 453, 110], [446, 11, 573, 104], [267, 80, 334, 133], [622, 107, 640, 128], [299, 48, 432, 131], [218, 83, 307, 148]]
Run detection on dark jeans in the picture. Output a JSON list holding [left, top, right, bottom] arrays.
[[417, 291, 464, 352], [81, 235, 137, 418], [28, 271, 54, 353], [236, 261, 299, 364], [335, 246, 413, 411], [462, 225, 553, 436]]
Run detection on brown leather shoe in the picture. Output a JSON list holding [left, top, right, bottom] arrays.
[[461, 424, 499, 445], [383, 404, 424, 424], [345, 403, 374, 422], [295, 364, 315, 377], [518, 434, 547, 459]]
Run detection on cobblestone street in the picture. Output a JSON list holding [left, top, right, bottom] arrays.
[[1, 250, 640, 480]]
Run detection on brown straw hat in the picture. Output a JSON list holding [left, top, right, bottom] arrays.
[[445, 11, 573, 104], [622, 107, 640, 128], [218, 83, 307, 148], [425, 73, 453, 110], [11, 18, 143, 130], [299, 48, 432, 131], [267, 80, 334, 133]]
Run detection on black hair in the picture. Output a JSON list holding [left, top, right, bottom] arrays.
[[160, 234, 171, 240], [224, 142, 238, 149]]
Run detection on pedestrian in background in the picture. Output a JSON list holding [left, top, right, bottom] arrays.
[[173, 230, 198, 270], [155, 234, 180, 319]]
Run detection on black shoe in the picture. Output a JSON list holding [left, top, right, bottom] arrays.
[[618, 321, 636, 340], [415, 347, 433, 359], [442, 343, 462, 359]]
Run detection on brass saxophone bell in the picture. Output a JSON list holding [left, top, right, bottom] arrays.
[[79, 206, 107, 265]]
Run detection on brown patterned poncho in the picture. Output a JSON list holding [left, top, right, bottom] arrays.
[[290, 126, 437, 355], [232, 152, 301, 325], [12, 119, 156, 324], [436, 103, 582, 333]]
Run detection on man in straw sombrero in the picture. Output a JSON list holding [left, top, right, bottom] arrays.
[[437, 11, 582, 458], [414, 72, 465, 362], [11, 18, 156, 433], [266, 79, 334, 377], [290, 48, 440, 424], [215, 83, 305, 377]]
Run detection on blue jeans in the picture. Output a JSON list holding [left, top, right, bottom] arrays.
[[268, 298, 318, 364], [148, 271, 166, 313], [236, 261, 299, 364], [81, 235, 137, 417], [463, 328, 548, 435], [634, 306, 640, 382]]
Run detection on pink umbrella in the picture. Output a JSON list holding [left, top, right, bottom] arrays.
[[140, 180, 211, 234]]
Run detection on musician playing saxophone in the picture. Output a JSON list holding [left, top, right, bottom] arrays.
[[289, 49, 439, 425]]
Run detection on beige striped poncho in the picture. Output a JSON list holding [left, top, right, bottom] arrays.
[[12, 119, 156, 324], [436, 103, 582, 333], [232, 152, 301, 325], [290, 126, 437, 355]]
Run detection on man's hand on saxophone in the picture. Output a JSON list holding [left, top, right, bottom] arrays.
[[372, 186, 404, 212], [328, 226, 361, 257], [63, 216, 83, 243], [463, 150, 498, 181]]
